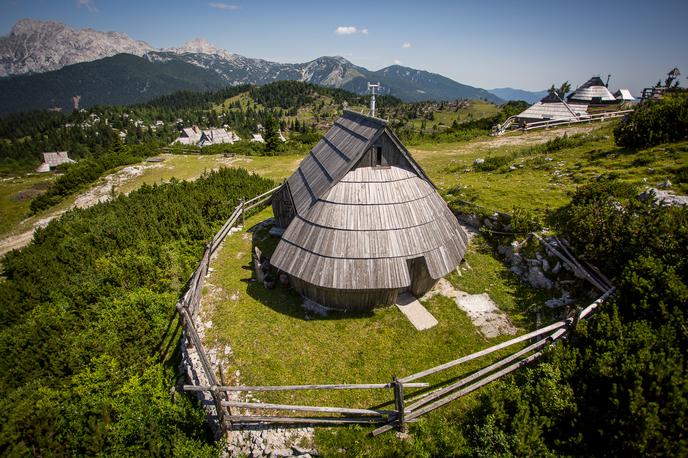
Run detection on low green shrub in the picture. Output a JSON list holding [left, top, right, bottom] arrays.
[[475, 155, 513, 172], [614, 92, 688, 148]]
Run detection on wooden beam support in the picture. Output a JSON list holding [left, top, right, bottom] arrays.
[[221, 400, 392, 416], [399, 320, 569, 383], [226, 415, 385, 425], [183, 382, 428, 392]]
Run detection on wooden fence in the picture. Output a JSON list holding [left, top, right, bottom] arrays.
[[177, 185, 615, 436], [493, 109, 633, 136], [176, 184, 282, 429]]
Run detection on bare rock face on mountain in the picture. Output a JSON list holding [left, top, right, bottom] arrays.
[[0, 18, 154, 77]]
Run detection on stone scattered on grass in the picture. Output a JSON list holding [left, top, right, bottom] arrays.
[[422, 279, 517, 338]]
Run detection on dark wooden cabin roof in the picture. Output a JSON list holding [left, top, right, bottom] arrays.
[[271, 110, 467, 291]]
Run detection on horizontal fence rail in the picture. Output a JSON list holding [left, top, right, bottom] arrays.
[[177, 183, 616, 437], [493, 109, 633, 135], [184, 382, 429, 392]]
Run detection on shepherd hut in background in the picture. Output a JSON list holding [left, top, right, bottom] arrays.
[[36, 151, 75, 172], [567, 76, 617, 105], [270, 110, 468, 310], [614, 89, 636, 102], [515, 92, 589, 125]]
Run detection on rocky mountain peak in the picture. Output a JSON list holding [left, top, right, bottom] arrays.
[[0, 18, 154, 77], [176, 38, 220, 54]]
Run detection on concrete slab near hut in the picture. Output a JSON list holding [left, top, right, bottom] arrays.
[[396, 292, 438, 331]]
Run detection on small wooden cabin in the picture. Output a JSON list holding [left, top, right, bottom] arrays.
[[271, 110, 468, 310]]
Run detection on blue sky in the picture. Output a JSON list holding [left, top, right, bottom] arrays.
[[1, 0, 687, 94]]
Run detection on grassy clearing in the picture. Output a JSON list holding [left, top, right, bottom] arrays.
[[447, 236, 558, 328], [116, 153, 304, 194], [0, 152, 305, 246], [405, 100, 501, 131], [413, 123, 688, 213], [205, 207, 549, 411], [0, 174, 54, 236]]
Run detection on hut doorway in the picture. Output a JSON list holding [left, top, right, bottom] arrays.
[[406, 257, 435, 298]]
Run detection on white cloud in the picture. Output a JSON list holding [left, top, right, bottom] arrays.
[[403, 42, 412, 48], [208, 2, 240, 10], [77, 0, 97, 12], [394, 59, 402, 65], [335, 26, 358, 35], [361, 28, 369, 34]]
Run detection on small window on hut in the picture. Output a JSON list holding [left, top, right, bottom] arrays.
[[375, 146, 383, 166]]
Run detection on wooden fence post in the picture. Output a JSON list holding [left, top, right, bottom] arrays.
[[218, 363, 231, 430], [240, 198, 245, 227], [211, 385, 226, 429], [392, 376, 406, 433]]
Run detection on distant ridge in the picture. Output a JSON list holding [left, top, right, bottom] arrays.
[[488, 87, 548, 104], [0, 54, 227, 115], [0, 19, 504, 112]]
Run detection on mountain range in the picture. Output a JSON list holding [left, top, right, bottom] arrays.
[[488, 87, 548, 104], [0, 19, 507, 114]]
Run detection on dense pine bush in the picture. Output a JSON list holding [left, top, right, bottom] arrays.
[[614, 91, 688, 148], [0, 167, 274, 456], [317, 180, 688, 456]]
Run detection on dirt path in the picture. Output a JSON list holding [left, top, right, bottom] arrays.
[[0, 164, 162, 257]]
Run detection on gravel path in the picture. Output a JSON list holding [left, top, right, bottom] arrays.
[[0, 164, 159, 257]]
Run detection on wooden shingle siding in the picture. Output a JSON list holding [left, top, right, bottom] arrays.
[[270, 110, 468, 310]]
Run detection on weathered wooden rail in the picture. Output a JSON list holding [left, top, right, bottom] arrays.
[[493, 109, 633, 136], [176, 184, 282, 430], [176, 183, 615, 437]]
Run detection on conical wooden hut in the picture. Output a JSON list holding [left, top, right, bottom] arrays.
[[271, 110, 468, 310], [567, 76, 616, 104]]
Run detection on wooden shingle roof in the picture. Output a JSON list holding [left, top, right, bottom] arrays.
[[568, 77, 616, 102], [516, 101, 588, 121], [271, 111, 467, 291]]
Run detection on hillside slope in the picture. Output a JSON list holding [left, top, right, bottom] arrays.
[[0, 53, 228, 115]]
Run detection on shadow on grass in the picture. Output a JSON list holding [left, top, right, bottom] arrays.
[[243, 260, 376, 321], [243, 218, 377, 321]]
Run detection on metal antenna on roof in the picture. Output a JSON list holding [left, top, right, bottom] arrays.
[[605, 74, 611, 88], [367, 82, 380, 117]]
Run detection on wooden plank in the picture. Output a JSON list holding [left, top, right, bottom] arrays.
[[532, 233, 607, 292], [579, 288, 615, 320], [242, 185, 282, 206], [221, 400, 392, 416], [243, 194, 274, 212], [399, 320, 569, 383], [226, 415, 385, 425], [183, 382, 428, 392], [405, 332, 560, 412], [406, 351, 545, 421]]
